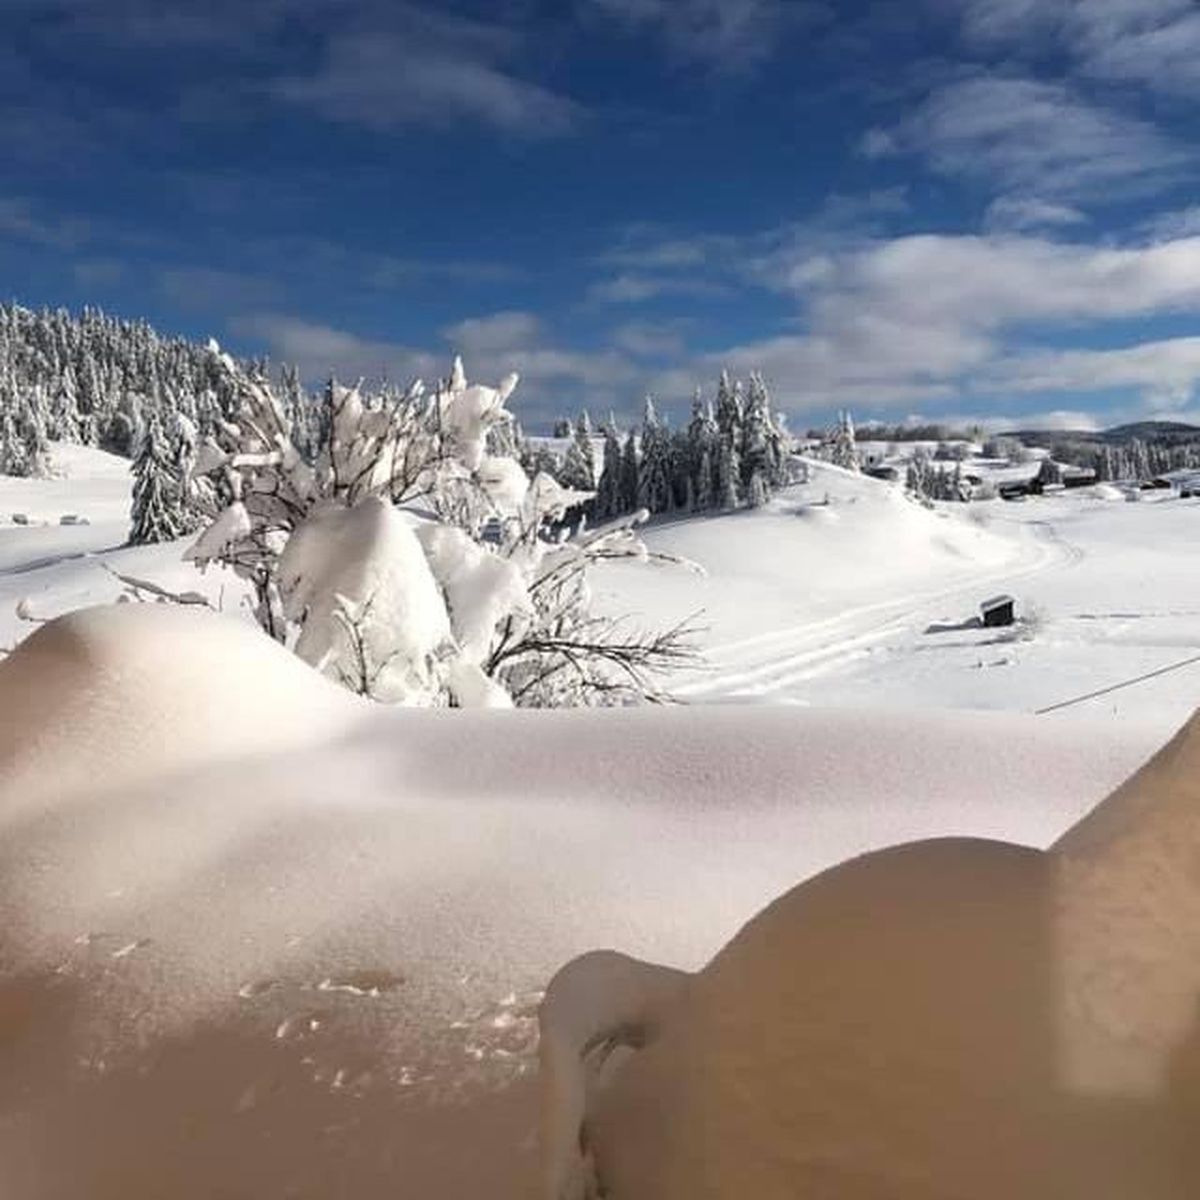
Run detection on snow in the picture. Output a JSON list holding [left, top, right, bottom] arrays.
[[2, 443, 1200, 1195], [277, 497, 453, 701], [0, 600, 1168, 1196], [594, 460, 1200, 725]]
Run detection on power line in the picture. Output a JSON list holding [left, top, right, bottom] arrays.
[[1035, 651, 1200, 716]]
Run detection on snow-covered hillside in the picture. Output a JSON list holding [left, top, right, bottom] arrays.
[[2, 442, 1200, 1196], [597, 459, 1200, 724], [0, 602, 1170, 1199], [0, 443, 248, 649]]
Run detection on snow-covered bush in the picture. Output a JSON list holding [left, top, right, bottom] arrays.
[[187, 349, 697, 707], [829, 409, 860, 472]]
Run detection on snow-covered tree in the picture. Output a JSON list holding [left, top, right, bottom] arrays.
[[715, 369, 742, 442], [637, 397, 673, 514], [717, 433, 741, 511], [593, 418, 624, 520], [685, 390, 719, 511], [129, 409, 186, 544], [187, 351, 697, 708], [619, 431, 640, 514], [830, 409, 860, 472], [561, 410, 597, 492]]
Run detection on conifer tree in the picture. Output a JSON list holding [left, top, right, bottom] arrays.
[[619, 431, 640, 514], [594, 418, 624, 519], [129, 409, 185, 544], [562, 410, 597, 492], [717, 433, 741, 511], [637, 396, 673, 514], [685, 389, 719, 511]]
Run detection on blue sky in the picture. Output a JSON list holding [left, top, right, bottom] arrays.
[[4, 0, 1200, 431]]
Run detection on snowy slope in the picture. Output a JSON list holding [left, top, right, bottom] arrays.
[[594, 461, 1200, 723], [595, 460, 1043, 697], [0, 603, 1168, 1200], [0, 443, 248, 652]]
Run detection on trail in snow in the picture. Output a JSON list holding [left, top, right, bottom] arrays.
[[675, 516, 1074, 703]]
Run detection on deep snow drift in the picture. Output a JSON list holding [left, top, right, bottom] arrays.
[[0, 602, 1171, 1198], [551, 705, 1200, 1199]]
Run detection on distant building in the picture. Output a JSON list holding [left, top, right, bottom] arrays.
[[981, 595, 1016, 628]]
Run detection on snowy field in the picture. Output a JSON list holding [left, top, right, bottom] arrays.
[[0, 445, 1197, 1195], [597, 459, 1200, 727]]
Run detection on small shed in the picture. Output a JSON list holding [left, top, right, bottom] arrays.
[[981, 595, 1016, 628]]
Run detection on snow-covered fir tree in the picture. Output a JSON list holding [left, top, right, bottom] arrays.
[[619, 430, 640, 514], [637, 397, 674, 514], [129, 408, 187, 544], [593, 418, 624, 520], [716, 432, 741, 511], [561, 410, 597, 492]]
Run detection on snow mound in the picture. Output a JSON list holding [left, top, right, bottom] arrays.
[[555, 706, 1200, 1200], [0, 602, 360, 810]]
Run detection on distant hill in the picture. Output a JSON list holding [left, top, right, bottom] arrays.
[[1003, 421, 1200, 449]]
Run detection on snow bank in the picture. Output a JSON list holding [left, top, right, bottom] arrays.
[[556, 705, 1200, 1200], [0, 603, 1170, 1199], [0, 602, 360, 810]]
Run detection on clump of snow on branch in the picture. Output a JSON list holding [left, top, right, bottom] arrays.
[[186, 349, 698, 707]]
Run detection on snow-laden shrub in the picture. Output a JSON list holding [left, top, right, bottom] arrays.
[[186, 349, 697, 707]]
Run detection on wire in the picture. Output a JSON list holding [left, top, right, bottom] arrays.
[[1035, 651, 1200, 715]]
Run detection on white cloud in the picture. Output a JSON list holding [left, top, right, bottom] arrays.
[[441, 310, 641, 402], [443, 311, 543, 355], [989, 337, 1200, 407], [653, 231, 1200, 415], [952, 0, 1200, 97], [587, 272, 729, 304], [983, 196, 1088, 234], [610, 320, 689, 358], [1141, 206, 1200, 243], [234, 310, 642, 427], [230, 314, 439, 386], [873, 73, 1189, 201], [273, 30, 578, 136]]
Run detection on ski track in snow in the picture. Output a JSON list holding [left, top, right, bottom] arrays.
[[678, 514, 1078, 703]]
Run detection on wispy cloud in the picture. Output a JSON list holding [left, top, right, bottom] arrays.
[[864, 72, 1190, 203], [989, 336, 1200, 407], [591, 188, 911, 304], [1140, 205, 1200, 244], [272, 25, 579, 136], [610, 319, 690, 358], [586, 272, 730, 304], [982, 196, 1089, 234], [952, 0, 1200, 97], [236, 309, 643, 424], [651, 231, 1200, 414], [0, 197, 90, 249], [230, 313, 440, 386], [158, 266, 284, 313], [582, 0, 823, 67]]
